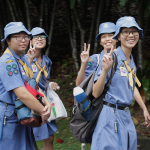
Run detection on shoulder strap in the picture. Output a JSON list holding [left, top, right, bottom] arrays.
[[95, 54, 100, 71], [104, 52, 118, 92]]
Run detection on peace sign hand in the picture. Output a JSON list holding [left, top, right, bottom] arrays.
[[27, 41, 37, 60], [101, 45, 113, 72], [80, 43, 90, 65]]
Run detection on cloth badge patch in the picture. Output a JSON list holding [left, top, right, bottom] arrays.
[[6, 60, 13, 63], [12, 64, 17, 69], [6, 65, 11, 70], [120, 67, 127, 76], [32, 64, 38, 72], [88, 62, 91, 66], [13, 69, 18, 74], [89, 58, 93, 62], [8, 71, 13, 76], [20, 66, 25, 75]]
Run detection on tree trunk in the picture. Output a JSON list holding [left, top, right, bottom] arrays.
[[93, 0, 105, 54], [65, 0, 79, 70], [137, 0, 145, 70], [24, 0, 31, 31], [45, 0, 57, 57], [11, 0, 19, 21], [6, 0, 16, 21], [39, 0, 44, 27]]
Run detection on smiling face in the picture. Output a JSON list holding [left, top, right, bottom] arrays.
[[31, 34, 46, 50], [6, 31, 29, 56], [117, 27, 139, 50], [100, 33, 117, 51]]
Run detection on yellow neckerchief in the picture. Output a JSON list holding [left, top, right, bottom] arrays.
[[124, 61, 141, 90], [34, 61, 48, 84], [3, 48, 33, 81]]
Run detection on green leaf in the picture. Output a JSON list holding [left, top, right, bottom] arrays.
[[119, 0, 128, 7], [70, 0, 76, 9], [77, 0, 81, 2]]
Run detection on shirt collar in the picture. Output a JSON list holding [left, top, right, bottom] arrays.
[[8, 47, 22, 60]]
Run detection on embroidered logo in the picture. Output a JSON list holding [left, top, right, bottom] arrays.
[[104, 24, 108, 28], [13, 69, 18, 74], [17, 23, 22, 26], [126, 17, 133, 21], [12, 64, 17, 69], [20, 66, 25, 75], [6, 65, 11, 70], [88, 62, 91, 66], [6, 60, 13, 63], [8, 71, 13, 76], [32, 64, 38, 72]]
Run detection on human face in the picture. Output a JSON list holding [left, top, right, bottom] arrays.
[[117, 27, 139, 50], [31, 34, 46, 50], [100, 33, 117, 51], [6, 32, 29, 56]]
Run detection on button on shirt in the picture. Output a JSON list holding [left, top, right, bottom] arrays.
[[94, 46, 136, 106]]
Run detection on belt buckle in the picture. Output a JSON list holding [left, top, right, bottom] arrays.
[[124, 107, 129, 111]]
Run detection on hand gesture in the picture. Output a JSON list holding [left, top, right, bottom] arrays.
[[143, 110, 150, 127], [80, 43, 90, 64], [41, 105, 51, 125], [51, 82, 58, 91], [101, 45, 113, 72], [27, 41, 36, 60]]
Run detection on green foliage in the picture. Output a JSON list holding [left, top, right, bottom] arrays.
[[142, 78, 150, 100], [119, 0, 129, 7], [70, 0, 76, 9]]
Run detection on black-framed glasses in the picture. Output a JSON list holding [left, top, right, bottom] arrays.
[[121, 30, 139, 36], [11, 36, 30, 41], [33, 35, 46, 40]]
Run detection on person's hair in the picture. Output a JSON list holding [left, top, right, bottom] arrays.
[[2, 35, 11, 54]]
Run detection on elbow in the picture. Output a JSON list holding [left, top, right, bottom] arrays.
[[92, 91, 99, 99]]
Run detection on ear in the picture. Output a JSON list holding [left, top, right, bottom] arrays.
[[117, 34, 121, 41], [6, 38, 11, 45]]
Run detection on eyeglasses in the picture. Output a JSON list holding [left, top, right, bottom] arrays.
[[11, 36, 30, 41], [121, 30, 139, 36], [33, 35, 46, 40]]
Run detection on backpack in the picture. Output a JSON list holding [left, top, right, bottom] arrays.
[[15, 78, 44, 127], [70, 52, 117, 143]]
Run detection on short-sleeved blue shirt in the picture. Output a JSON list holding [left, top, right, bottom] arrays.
[[94, 46, 136, 106], [23, 54, 52, 91], [0, 48, 27, 104]]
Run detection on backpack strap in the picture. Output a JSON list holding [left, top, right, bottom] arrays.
[[95, 54, 100, 70], [103, 52, 118, 93]]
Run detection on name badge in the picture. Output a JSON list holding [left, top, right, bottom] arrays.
[[20, 66, 25, 75], [120, 67, 127, 77], [32, 64, 38, 72]]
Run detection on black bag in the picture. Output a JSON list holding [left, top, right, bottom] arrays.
[[70, 52, 118, 143]]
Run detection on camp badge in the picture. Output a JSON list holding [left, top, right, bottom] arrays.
[[12, 64, 17, 69], [6, 60, 13, 64], [88, 62, 91, 66], [13, 69, 18, 75], [32, 63, 38, 72], [8, 71, 13, 76], [6, 65, 11, 70], [120, 67, 127, 77], [20, 66, 25, 75]]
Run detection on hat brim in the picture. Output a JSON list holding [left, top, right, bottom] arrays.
[[31, 31, 49, 40], [1, 28, 31, 42], [96, 29, 116, 41], [112, 22, 143, 40]]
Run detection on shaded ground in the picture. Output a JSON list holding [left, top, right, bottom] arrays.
[[37, 62, 150, 150]]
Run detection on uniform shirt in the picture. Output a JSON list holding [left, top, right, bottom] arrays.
[[0, 48, 27, 104], [24, 54, 52, 91], [94, 46, 136, 106]]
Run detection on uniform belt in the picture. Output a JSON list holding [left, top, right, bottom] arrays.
[[0, 100, 15, 106], [103, 101, 129, 111]]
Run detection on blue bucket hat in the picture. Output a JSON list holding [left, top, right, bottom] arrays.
[[96, 22, 116, 41], [30, 27, 49, 39], [113, 16, 143, 40], [1, 22, 31, 42]]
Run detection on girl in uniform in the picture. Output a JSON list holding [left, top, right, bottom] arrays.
[[76, 22, 117, 86], [92, 16, 150, 150], [24, 27, 58, 150], [0, 22, 51, 150]]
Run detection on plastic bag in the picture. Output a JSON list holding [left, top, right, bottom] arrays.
[[47, 82, 67, 122]]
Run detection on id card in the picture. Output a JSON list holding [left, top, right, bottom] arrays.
[[120, 67, 127, 77]]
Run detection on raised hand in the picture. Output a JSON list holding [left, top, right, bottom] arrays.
[[51, 82, 58, 91], [41, 105, 51, 125], [27, 41, 36, 60], [80, 43, 90, 64], [101, 45, 113, 72]]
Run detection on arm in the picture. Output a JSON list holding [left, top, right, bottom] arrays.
[[13, 86, 44, 114], [134, 86, 150, 127], [92, 46, 113, 98], [76, 43, 90, 86]]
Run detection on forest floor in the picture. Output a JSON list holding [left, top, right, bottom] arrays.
[[37, 62, 150, 150]]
